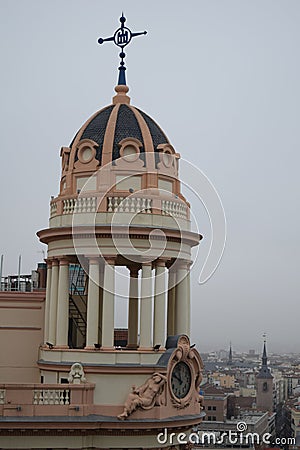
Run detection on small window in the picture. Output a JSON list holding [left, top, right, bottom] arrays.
[[208, 405, 211, 411], [115, 175, 141, 191], [61, 176, 66, 191], [81, 147, 93, 162], [76, 176, 96, 192], [123, 145, 138, 161], [60, 378, 68, 384], [78, 145, 95, 164], [158, 178, 173, 193], [162, 151, 173, 168], [213, 406, 216, 411]]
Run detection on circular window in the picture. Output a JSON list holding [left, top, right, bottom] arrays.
[[78, 146, 94, 163], [162, 151, 173, 168], [122, 145, 138, 162], [82, 147, 92, 161]]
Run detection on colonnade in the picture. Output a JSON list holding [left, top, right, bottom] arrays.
[[44, 257, 191, 350]]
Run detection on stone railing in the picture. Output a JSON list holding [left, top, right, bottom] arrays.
[[33, 388, 70, 405], [63, 197, 97, 215], [50, 195, 189, 219], [0, 383, 95, 417], [161, 199, 188, 219], [0, 389, 5, 404], [107, 196, 152, 214], [50, 201, 57, 217]]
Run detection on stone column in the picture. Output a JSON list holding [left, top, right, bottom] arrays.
[[85, 257, 100, 349], [175, 261, 190, 336], [153, 260, 166, 348], [101, 258, 115, 349], [127, 267, 139, 348], [187, 269, 191, 335], [48, 259, 59, 345], [139, 263, 152, 350], [167, 266, 176, 337], [43, 259, 52, 343], [98, 262, 104, 346], [56, 258, 70, 348]]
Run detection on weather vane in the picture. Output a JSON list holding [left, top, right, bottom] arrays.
[[98, 14, 147, 86]]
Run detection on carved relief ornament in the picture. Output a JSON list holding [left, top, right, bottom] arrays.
[[168, 335, 204, 409]]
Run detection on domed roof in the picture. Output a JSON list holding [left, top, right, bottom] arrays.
[[70, 86, 170, 166]]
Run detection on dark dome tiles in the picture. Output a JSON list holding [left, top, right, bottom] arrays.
[[136, 108, 169, 148], [135, 108, 169, 165], [112, 105, 144, 161], [80, 105, 114, 162], [69, 102, 170, 167]]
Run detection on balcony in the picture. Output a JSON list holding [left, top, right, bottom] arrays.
[[0, 383, 95, 417], [50, 192, 189, 220]]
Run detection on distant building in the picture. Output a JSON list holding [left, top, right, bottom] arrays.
[[201, 383, 228, 422], [209, 372, 237, 389], [256, 339, 274, 413], [282, 396, 300, 448]]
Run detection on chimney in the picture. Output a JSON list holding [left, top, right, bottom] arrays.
[[36, 263, 47, 289]]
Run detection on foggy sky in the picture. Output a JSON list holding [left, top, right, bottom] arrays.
[[0, 0, 299, 353]]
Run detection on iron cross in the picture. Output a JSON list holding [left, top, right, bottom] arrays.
[[98, 14, 147, 85]]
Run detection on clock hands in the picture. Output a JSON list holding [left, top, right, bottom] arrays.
[[173, 373, 183, 384], [171, 362, 192, 399]]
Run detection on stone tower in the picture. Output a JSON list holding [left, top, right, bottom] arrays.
[[228, 342, 233, 365], [256, 338, 274, 413], [35, 15, 205, 449]]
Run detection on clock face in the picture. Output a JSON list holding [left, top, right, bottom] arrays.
[[171, 362, 192, 399]]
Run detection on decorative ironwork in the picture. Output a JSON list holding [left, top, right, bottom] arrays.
[[98, 14, 147, 85]]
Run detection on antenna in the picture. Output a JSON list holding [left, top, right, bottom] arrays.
[[37, 249, 45, 260], [17, 254, 21, 291], [0, 255, 3, 291]]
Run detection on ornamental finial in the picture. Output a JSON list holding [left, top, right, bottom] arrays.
[[98, 14, 147, 86]]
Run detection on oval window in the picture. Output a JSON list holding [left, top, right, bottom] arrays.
[[123, 145, 137, 161], [81, 147, 93, 162]]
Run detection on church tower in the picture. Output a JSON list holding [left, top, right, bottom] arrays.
[[35, 15, 204, 449], [256, 337, 274, 413], [228, 342, 233, 365]]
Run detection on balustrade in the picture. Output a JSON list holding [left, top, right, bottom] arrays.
[[161, 199, 187, 218], [63, 197, 97, 214], [33, 389, 70, 405], [107, 196, 152, 214], [0, 390, 5, 404], [50, 201, 57, 217], [50, 195, 188, 219]]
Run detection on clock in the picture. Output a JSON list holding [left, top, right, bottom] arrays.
[[171, 361, 192, 399]]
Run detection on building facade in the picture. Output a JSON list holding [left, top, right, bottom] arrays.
[[256, 340, 274, 413], [0, 15, 205, 449]]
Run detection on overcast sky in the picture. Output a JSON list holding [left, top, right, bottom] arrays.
[[0, 1, 299, 353]]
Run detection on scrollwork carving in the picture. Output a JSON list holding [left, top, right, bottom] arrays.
[[168, 335, 204, 410]]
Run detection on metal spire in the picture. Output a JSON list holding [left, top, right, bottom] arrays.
[[228, 341, 233, 365], [262, 333, 268, 367], [98, 14, 147, 86]]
